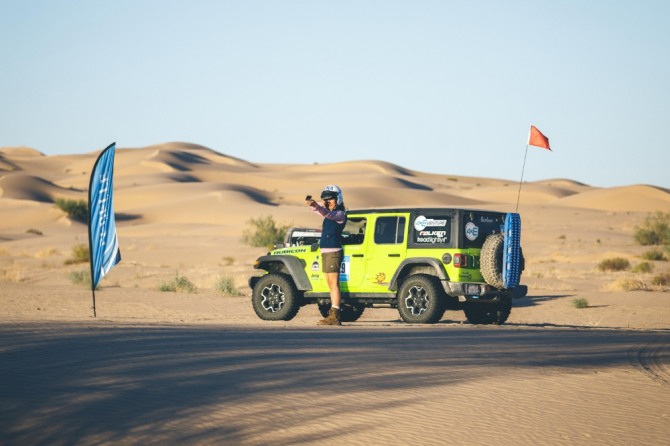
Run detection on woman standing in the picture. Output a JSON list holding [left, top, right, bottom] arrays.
[[306, 185, 347, 325]]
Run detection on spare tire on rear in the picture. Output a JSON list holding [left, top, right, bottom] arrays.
[[480, 233, 505, 289]]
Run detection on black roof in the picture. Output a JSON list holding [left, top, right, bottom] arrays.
[[346, 207, 506, 215]]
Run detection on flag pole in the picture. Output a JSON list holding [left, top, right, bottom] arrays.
[[88, 167, 97, 318], [515, 145, 529, 213], [91, 289, 97, 318]]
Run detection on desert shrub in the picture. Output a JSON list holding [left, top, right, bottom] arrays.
[[222, 256, 235, 266], [634, 212, 670, 246], [572, 298, 589, 309], [54, 198, 88, 223], [215, 275, 241, 296], [652, 273, 670, 287], [69, 270, 91, 287], [616, 278, 650, 291], [632, 262, 654, 274], [241, 215, 291, 248], [641, 248, 667, 261], [598, 257, 630, 272], [26, 228, 43, 235], [160, 273, 196, 293], [64, 244, 90, 265], [0, 263, 25, 282]]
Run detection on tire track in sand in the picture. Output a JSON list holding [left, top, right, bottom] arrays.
[[629, 335, 670, 387]]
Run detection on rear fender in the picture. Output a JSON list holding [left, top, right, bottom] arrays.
[[389, 258, 448, 291]]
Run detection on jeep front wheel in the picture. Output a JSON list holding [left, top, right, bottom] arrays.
[[397, 274, 446, 324], [251, 274, 300, 321]]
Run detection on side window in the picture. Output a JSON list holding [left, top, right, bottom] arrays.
[[374, 216, 406, 244], [342, 217, 366, 245]]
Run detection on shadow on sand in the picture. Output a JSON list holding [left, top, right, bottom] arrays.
[[0, 323, 667, 445]]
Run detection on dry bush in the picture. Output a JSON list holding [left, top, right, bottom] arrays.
[[64, 244, 89, 265], [614, 278, 650, 291], [598, 257, 630, 272], [0, 263, 26, 282], [215, 275, 241, 296], [160, 273, 196, 293], [241, 215, 291, 248], [68, 270, 91, 287], [572, 298, 589, 309], [641, 248, 667, 261], [652, 273, 670, 287], [35, 248, 60, 258], [54, 198, 88, 223], [632, 262, 654, 274], [634, 212, 670, 246]]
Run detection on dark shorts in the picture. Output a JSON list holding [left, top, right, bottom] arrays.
[[322, 251, 343, 273]]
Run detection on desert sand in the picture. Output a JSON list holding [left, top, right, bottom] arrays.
[[1, 142, 669, 445]]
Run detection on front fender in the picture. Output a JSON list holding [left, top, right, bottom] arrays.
[[253, 255, 312, 291]]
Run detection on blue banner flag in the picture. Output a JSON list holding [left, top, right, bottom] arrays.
[[88, 143, 121, 295]]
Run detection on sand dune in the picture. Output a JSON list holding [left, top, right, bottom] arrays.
[[1, 142, 669, 224], [0, 173, 82, 203], [553, 184, 670, 212]]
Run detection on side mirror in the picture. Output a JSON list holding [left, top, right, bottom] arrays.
[[310, 243, 319, 252]]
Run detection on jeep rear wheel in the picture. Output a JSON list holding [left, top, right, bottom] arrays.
[[463, 299, 511, 325], [318, 303, 366, 322], [397, 274, 446, 324], [252, 273, 300, 321]]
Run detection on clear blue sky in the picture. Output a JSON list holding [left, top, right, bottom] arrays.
[[2, 1, 669, 188]]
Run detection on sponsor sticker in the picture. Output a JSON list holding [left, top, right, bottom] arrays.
[[465, 222, 479, 241], [414, 215, 448, 231], [339, 256, 350, 282], [311, 260, 320, 271]]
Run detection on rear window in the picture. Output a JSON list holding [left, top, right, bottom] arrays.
[[462, 212, 504, 248]]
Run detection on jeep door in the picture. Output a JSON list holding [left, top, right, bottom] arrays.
[[362, 215, 408, 292]]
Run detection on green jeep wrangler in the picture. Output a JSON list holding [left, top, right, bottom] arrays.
[[249, 208, 526, 325]]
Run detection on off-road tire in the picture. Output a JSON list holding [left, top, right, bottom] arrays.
[[252, 273, 300, 321], [397, 274, 446, 324], [463, 298, 511, 325], [480, 233, 505, 289], [318, 303, 366, 322]]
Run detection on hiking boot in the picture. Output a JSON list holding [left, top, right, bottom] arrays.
[[318, 307, 341, 326]]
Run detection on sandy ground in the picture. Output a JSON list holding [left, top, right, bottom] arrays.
[[1, 143, 670, 445]]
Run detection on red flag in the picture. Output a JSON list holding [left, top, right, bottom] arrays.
[[528, 125, 551, 150]]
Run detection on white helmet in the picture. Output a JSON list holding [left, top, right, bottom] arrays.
[[320, 184, 343, 206]]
